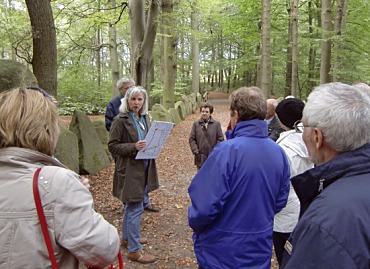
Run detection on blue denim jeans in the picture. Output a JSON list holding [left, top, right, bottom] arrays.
[[143, 185, 150, 208], [122, 201, 144, 253]]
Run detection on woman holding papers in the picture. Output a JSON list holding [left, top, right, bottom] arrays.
[[108, 86, 159, 264]]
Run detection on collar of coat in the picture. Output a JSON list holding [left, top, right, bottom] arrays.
[[291, 142, 370, 217], [228, 119, 268, 139]]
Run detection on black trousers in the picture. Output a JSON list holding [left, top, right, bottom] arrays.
[[273, 231, 291, 267]]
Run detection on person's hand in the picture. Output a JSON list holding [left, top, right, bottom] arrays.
[[135, 140, 146, 151], [79, 176, 90, 189]]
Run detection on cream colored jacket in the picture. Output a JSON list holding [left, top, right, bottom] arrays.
[[0, 147, 120, 268]]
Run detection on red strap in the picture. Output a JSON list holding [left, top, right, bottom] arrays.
[[33, 168, 59, 269], [33, 168, 124, 269]]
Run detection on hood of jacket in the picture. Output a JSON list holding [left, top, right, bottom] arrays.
[[292, 143, 370, 216], [277, 130, 310, 159], [229, 119, 268, 139]]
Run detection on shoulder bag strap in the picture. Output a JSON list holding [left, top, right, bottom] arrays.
[[33, 167, 59, 269]]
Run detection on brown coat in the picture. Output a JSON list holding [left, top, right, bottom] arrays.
[[189, 117, 224, 168], [108, 112, 159, 203]]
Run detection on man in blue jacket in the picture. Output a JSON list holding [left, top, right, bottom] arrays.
[[282, 82, 370, 269], [188, 86, 290, 269]]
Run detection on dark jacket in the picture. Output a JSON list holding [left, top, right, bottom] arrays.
[[268, 115, 284, 141], [188, 120, 290, 269], [282, 143, 370, 269], [189, 117, 224, 168], [105, 95, 122, 131], [108, 112, 159, 203]]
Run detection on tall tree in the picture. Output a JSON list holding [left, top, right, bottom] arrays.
[[129, 0, 160, 94], [290, 0, 299, 96], [25, 0, 57, 97], [320, 0, 332, 84], [260, 0, 271, 97], [109, 0, 120, 96], [162, 0, 176, 109], [332, 0, 348, 82], [191, 1, 200, 94]]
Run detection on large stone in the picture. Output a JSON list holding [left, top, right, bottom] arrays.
[[92, 118, 110, 158], [0, 59, 38, 92], [174, 101, 186, 120], [150, 104, 172, 122], [69, 110, 110, 174], [168, 107, 182, 125], [54, 125, 79, 173], [181, 95, 193, 115]]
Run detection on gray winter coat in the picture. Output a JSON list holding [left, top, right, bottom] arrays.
[[108, 112, 159, 203], [0, 147, 120, 269]]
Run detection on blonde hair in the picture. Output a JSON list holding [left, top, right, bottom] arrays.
[[0, 88, 60, 156]]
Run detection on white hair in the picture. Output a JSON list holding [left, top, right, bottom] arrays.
[[119, 86, 148, 115], [303, 82, 370, 152], [116, 77, 135, 91]]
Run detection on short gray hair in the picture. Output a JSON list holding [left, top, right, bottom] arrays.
[[119, 86, 148, 115], [303, 82, 370, 152], [117, 77, 135, 91]]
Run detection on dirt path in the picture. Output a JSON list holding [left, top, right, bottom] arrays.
[[87, 93, 278, 268]]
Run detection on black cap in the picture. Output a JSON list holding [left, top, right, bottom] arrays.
[[275, 98, 305, 129]]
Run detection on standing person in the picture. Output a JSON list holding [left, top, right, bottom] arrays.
[[273, 98, 313, 267], [282, 82, 370, 269], [0, 87, 120, 268], [189, 102, 224, 170], [188, 87, 290, 269], [108, 86, 158, 264], [105, 77, 159, 212], [266, 98, 284, 141], [105, 77, 135, 132]]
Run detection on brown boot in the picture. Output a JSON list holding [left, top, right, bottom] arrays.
[[127, 250, 156, 264], [121, 237, 148, 248]]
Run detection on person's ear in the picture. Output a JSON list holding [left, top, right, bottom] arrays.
[[313, 128, 324, 150]]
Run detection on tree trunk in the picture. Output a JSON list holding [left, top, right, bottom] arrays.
[[291, 0, 299, 96], [332, 0, 348, 82], [191, 1, 200, 94], [285, 6, 293, 97], [109, 0, 120, 96], [320, 0, 332, 84], [162, 0, 176, 109], [130, 0, 160, 94], [25, 0, 57, 97], [261, 0, 271, 97]]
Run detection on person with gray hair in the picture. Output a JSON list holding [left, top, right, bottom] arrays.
[[108, 86, 158, 264], [282, 82, 370, 269], [265, 98, 284, 141], [105, 77, 135, 131], [188, 87, 290, 269]]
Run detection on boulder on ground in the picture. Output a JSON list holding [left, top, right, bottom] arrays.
[[174, 101, 187, 120], [69, 110, 110, 174], [168, 108, 182, 125], [150, 104, 172, 122], [54, 125, 79, 173], [0, 59, 38, 92]]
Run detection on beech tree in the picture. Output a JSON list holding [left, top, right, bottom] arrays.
[[25, 0, 57, 97]]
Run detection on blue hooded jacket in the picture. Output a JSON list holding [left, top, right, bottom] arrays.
[[188, 119, 290, 269]]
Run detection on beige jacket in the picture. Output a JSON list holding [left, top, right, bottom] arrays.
[[0, 147, 120, 268]]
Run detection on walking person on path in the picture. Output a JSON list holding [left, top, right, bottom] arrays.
[[189, 102, 224, 170]]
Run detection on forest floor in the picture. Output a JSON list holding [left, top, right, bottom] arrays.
[[63, 92, 278, 269]]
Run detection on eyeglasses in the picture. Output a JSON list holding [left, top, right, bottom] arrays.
[[294, 120, 312, 133], [27, 86, 54, 103]]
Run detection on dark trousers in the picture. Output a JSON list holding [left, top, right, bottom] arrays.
[[273, 231, 291, 267]]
